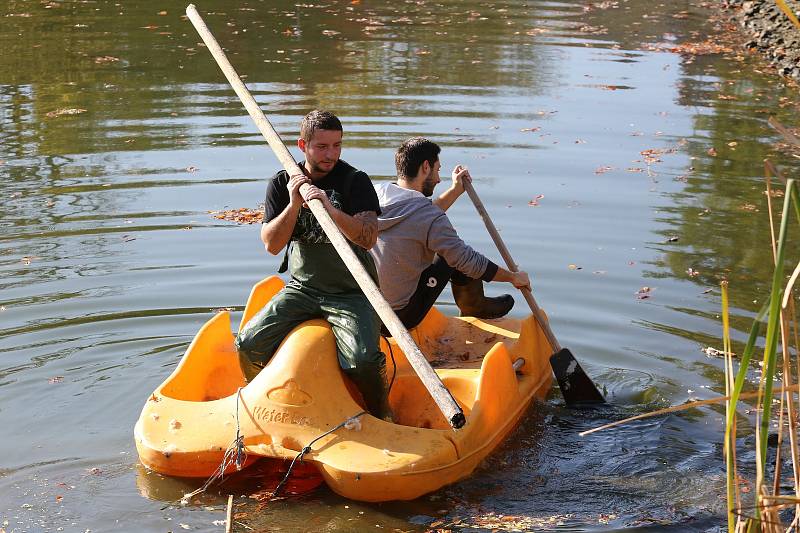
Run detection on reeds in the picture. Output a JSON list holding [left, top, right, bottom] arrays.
[[723, 117, 800, 531]]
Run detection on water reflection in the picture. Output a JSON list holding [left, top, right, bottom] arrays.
[[2, 0, 800, 530]]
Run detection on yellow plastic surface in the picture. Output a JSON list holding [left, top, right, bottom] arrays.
[[134, 276, 553, 501]]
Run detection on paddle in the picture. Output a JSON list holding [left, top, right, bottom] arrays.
[[185, 4, 466, 429], [462, 179, 605, 405]]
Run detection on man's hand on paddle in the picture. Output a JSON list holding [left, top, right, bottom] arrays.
[[301, 183, 332, 210], [450, 164, 472, 195], [288, 173, 312, 209], [510, 271, 531, 291]]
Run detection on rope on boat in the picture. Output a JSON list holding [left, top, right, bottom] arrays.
[[383, 335, 397, 397], [268, 410, 366, 500], [178, 384, 366, 505], [180, 388, 248, 505]]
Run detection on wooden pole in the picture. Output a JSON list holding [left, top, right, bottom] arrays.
[[185, 4, 465, 429], [225, 495, 233, 533], [462, 180, 561, 351], [463, 180, 605, 404]]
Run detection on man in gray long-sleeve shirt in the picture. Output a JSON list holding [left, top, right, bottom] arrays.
[[371, 137, 531, 330]]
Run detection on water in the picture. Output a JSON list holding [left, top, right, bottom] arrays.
[[2, 0, 799, 531]]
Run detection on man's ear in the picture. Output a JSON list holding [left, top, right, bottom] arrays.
[[298, 138, 306, 153], [420, 159, 431, 178]]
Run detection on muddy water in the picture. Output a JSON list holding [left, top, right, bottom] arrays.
[[2, 0, 799, 531]]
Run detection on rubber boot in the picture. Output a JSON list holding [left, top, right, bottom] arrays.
[[452, 278, 514, 319]]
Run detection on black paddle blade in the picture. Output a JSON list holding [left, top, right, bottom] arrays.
[[549, 348, 606, 406]]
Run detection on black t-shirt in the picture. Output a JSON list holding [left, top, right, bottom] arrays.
[[263, 159, 380, 227], [263, 159, 381, 293]]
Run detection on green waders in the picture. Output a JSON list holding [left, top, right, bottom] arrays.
[[235, 250, 389, 418]]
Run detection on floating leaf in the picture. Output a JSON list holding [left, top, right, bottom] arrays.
[[45, 108, 87, 118]]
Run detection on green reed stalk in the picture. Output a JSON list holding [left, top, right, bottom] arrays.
[[722, 281, 736, 533], [725, 302, 769, 531], [757, 179, 796, 511]]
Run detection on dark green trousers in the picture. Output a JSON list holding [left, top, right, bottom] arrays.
[[234, 284, 387, 417]]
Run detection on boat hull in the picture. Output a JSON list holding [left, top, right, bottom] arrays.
[[134, 276, 553, 501]]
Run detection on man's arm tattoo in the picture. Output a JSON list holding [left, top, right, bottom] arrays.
[[353, 211, 378, 249]]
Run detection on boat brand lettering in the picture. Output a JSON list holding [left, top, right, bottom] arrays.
[[252, 405, 311, 426]]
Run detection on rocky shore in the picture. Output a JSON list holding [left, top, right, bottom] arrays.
[[725, 0, 800, 80]]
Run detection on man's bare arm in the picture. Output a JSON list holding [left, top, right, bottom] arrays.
[[331, 210, 378, 250], [433, 165, 471, 211], [261, 174, 310, 255], [302, 185, 378, 249], [260, 203, 301, 255]]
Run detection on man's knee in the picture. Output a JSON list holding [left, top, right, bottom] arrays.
[[352, 343, 386, 369]]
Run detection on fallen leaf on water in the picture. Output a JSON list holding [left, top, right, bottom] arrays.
[[520, 127, 540, 132], [49, 376, 64, 384], [527, 194, 544, 206], [739, 203, 758, 211], [703, 346, 735, 357], [594, 166, 613, 174], [321, 29, 340, 36], [635, 286, 651, 299], [94, 55, 119, 64], [46, 108, 87, 118], [211, 208, 264, 224], [158, 10, 167, 15], [707, 147, 717, 157], [568, 264, 582, 270]]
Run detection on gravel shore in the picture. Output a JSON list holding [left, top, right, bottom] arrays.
[[725, 0, 800, 80]]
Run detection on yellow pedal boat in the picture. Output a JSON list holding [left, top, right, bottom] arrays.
[[134, 276, 553, 502]]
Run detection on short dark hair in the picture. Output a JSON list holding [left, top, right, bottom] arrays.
[[300, 110, 343, 142], [395, 137, 440, 179]]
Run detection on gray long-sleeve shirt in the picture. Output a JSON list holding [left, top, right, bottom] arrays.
[[370, 182, 494, 309]]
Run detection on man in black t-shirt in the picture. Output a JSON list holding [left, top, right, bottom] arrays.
[[235, 110, 389, 419]]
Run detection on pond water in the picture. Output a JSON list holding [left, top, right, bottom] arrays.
[[2, 0, 800, 531]]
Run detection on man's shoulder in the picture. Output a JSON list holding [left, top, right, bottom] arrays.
[[332, 159, 368, 178], [268, 169, 291, 185]]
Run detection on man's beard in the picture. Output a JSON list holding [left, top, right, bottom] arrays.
[[421, 172, 437, 197], [310, 159, 336, 175]]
